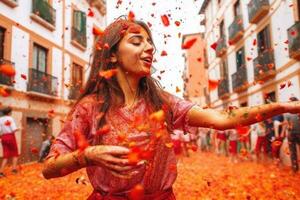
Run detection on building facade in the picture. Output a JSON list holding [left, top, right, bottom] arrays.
[[182, 33, 209, 106], [0, 0, 106, 163], [199, 0, 300, 165]]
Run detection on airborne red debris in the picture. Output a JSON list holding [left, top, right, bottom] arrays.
[[0, 64, 16, 77], [21, 74, 27, 80], [161, 50, 168, 56], [182, 38, 197, 49], [128, 11, 135, 22], [161, 15, 170, 26], [208, 79, 219, 91], [99, 69, 118, 79], [87, 8, 94, 17], [210, 42, 218, 50]]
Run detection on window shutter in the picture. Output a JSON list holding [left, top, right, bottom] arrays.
[[80, 11, 86, 34]]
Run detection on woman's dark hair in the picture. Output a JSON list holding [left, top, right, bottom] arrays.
[[73, 17, 173, 142], [1, 107, 12, 115]]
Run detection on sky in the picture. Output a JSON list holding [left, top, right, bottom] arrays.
[[106, 0, 205, 97]]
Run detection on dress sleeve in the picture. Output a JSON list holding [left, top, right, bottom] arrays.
[[162, 92, 196, 132], [47, 99, 92, 159], [10, 117, 18, 132]]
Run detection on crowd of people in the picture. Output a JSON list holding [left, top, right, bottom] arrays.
[[171, 97, 300, 173]]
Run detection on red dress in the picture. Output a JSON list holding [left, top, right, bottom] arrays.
[[0, 116, 19, 158], [47, 93, 195, 199]]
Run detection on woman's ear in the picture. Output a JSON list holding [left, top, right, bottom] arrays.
[[110, 52, 118, 63]]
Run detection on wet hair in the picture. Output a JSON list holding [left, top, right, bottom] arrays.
[[73, 16, 173, 142]]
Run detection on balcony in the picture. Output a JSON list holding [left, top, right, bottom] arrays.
[[228, 15, 244, 44], [216, 36, 227, 57], [0, 58, 14, 86], [287, 21, 300, 60], [71, 27, 87, 50], [68, 84, 82, 100], [218, 77, 230, 98], [248, 0, 270, 24], [253, 50, 276, 82], [0, 0, 18, 8], [231, 65, 248, 92], [27, 68, 58, 96], [31, 0, 56, 31]]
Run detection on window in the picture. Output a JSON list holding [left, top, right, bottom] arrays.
[[234, 0, 241, 16], [264, 91, 276, 104], [72, 10, 87, 47], [257, 26, 271, 54], [73, 10, 86, 34], [0, 27, 5, 59], [220, 20, 225, 37], [298, 0, 300, 20], [33, 44, 47, 72], [72, 63, 83, 87], [236, 47, 245, 69], [240, 102, 248, 107], [220, 59, 228, 78]]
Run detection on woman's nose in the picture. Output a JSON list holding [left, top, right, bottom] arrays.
[[144, 42, 154, 54]]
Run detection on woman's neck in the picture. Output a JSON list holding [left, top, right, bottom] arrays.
[[116, 68, 140, 108]]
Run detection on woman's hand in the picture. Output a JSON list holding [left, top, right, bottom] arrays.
[[84, 145, 145, 179]]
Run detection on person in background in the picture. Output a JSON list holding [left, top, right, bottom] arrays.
[[197, 128, 208, 152], [180, 131, 191, 157], [38, 135, 55, 163], [216, 130, 227, 156], [283, 97, 300, 172], [0, 107, 20, 178], [171, 129, 183, 156], [254, 122, 268, 162], [228, 129, 238, 163], [271, 114, 285, 165]]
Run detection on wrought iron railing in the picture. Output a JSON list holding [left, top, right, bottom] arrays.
[[287, 21, 300, 59], [253, 50, 275, 81], [218, 77, 230, 97], [71, 27, 87, 47], [27, 68, 58, 96], [0, 58, 14, 86], [68, 84, 82, 100], [216, 36, 227, 57], [228, 15, 244, 44], [248, 0, 270, 24], [231, 65, 248, 91]]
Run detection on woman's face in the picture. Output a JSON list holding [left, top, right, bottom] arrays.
[[114, 25, 154, 77]]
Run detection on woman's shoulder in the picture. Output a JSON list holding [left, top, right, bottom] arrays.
[[76, 94, 103, 107]]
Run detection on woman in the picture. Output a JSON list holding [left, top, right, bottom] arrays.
[[42, 17, 300, 199], [0, 107, 19, 177]]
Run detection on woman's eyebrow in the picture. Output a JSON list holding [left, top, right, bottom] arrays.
[[128, 34, 151, 42]]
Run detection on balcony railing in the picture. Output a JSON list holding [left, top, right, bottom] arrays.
[[287, 21, 300, 60], [71, 27, 87, 48], [253, 50, 276, 81], [0, 58, 14, 86], [231, 65, 248, 92], [27, 68, 58, 96], [32, 0, 56, 26], [218, 77, 230, 98], [216, 36, 227, 57], [228, 15, 244, 44], [68, 84, 82, 100], [248, 0, 270, 24]]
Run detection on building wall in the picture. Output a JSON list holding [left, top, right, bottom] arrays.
[[182, 34, 208, 106], [0, 0, 106, 161], [197, 0, 300, 165]]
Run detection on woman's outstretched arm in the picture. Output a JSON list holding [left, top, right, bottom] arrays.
[[187, 101, 300, 130]]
